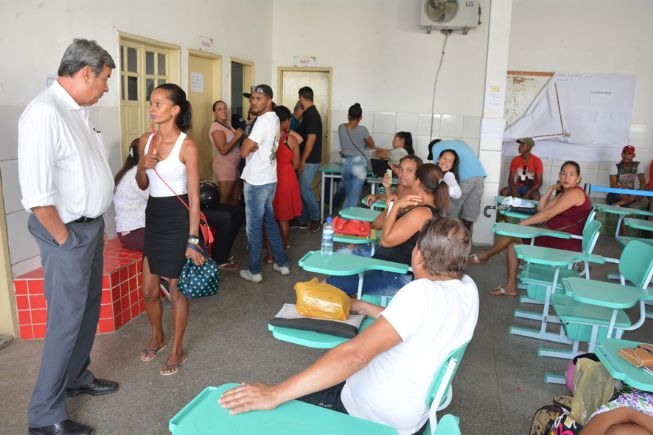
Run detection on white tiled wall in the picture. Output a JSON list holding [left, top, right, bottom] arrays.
[[328, 110, 482, 163], [498, 123, 653, 199]]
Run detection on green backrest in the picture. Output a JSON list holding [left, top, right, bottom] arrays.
[[619, 240, 653, 289], [581, 219, 601, 254], [434, 415, 461, 435], [424, 341, 469, 435]]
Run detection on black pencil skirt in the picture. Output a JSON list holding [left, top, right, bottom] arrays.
[[144, 195, 188, 278]]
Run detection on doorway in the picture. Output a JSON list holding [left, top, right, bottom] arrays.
[[187, 50, 222, 181], [230, 59, 254, 127], [277, 68, 332, 162]]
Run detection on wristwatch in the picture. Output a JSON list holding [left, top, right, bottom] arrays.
[[188, 235, 200, 245]]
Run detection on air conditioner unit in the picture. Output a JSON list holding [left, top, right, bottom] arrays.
[[420, 0, 480, 34]]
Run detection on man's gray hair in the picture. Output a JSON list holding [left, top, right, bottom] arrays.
[[58, 38, 115, 77]]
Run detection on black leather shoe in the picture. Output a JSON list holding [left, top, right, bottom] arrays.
[[65, 378, 118, 397], [28, 419, 93, 434]]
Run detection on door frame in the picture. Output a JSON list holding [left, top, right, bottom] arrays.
[[277, 67, 332, 162]]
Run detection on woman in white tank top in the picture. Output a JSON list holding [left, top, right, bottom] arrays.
[[135, 83, 203, 376]]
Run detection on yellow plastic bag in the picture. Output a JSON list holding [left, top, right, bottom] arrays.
[[570, 357, 615, 425], [294, 278, 351, 321]]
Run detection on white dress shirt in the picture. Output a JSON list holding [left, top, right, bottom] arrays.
[[18, 81, 114, 223]]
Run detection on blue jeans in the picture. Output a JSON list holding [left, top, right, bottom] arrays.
[[326, 270, 412, 297], [243, 182, 288, 274], [299, 163, 320, 223], [341, 156, 367, 209]]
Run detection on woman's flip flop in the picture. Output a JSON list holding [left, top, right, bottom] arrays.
[[160, 357, 187, 376], [489, 285, 517, 297], [139, 344, 167, 362]]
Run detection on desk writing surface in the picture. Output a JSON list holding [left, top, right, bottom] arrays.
[[513, 244, 604, 267], [595, 339, 653, 393], [624, 217, 653, 232], [319, 163, 342, 174], [593, 203, 653, 217], [493, 222, 571, 239], [563, 277, 643, 309], [170, 383, 397, 434], [268, 317, 375, 349], [339, 207, 381, 222], [298, 251, 409, 275]]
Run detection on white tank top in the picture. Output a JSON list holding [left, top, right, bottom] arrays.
[[145, 132, 188, 197]]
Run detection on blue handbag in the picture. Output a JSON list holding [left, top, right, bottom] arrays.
[[178, 244, 220, 299]]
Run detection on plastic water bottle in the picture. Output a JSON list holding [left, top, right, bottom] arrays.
[[321, 217, 334, 256]]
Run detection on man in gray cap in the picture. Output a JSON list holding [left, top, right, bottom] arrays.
[[500, 137, 543, 200]]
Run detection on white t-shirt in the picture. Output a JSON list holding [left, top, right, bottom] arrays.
[[241, 111, 279, 185], [114, 166, 149, 232], [341, 276, 479, 435]]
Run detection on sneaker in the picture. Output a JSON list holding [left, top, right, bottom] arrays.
[[239, 269, 262, 283], [272, 263, 290, 276], [309, 220, 322, 233], [289, 219, 308, 230]]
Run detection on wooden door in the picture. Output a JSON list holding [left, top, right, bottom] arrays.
[[278, 68, 332, 162], [188, 51, 221, 181]]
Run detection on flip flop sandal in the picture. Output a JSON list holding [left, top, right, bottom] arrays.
[[139, 344, 167, 362], [468, 253, 486, 265], [218, 262, 238, 271], [160, 357, 187, 376], [489, 285, 517, 297]]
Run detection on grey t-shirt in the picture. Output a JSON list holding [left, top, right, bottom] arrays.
[[338, 124, 370, 157]]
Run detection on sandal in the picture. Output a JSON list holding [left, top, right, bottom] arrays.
[[160, 357, 187, 376], [139, 344, 167, 362], [468, 253, 487, 265], [489, 285, 517, 297], [264, 255, 274, 264], [218, 261, 238, 271]]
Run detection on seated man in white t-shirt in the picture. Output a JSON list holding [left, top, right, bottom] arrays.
[[219, 217, 480, 435]]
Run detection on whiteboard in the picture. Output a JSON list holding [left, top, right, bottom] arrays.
[[504, 71, 553, 129]]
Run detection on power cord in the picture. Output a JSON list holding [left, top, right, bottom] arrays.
[[429, 29, 453, 142]]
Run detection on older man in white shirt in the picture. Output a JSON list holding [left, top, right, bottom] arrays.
[[18, 38, 117, 435]]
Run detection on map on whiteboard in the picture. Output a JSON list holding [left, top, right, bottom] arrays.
[[504, 73, 552, 128]]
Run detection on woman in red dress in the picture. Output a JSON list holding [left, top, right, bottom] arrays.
[[273, 105, 303, 248]]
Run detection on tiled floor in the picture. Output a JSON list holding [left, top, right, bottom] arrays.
[[0, 228, 651, 434]]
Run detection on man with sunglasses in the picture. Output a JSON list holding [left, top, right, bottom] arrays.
[[500, 137, 543, 200], [239, 85, 290, 283]]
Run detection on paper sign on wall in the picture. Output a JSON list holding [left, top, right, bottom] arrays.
[[191, 72, 204, 93], [293, 56, 316, 67]]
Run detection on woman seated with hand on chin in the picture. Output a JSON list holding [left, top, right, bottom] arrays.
[[363, 155, 422, 208], [327, 162, 449, 297], [469, 161, 592, 297]]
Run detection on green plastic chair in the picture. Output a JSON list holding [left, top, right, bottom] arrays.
[[268, 294, 392, 349], [169, 342, 469, 435], [422, 341, 469, 435], [540, 240, 653, 383], [298, 250, 410, 299], [509, 240, 605, 344], [518, 219, 601, 304], [433, 415, 461, 435]]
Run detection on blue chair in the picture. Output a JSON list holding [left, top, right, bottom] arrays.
[[539, 240, 653, 383]]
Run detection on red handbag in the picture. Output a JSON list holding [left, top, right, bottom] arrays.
[[332, 216, 371, 237]]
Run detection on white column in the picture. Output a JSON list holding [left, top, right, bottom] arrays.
[[475, 0, 513, 245]]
